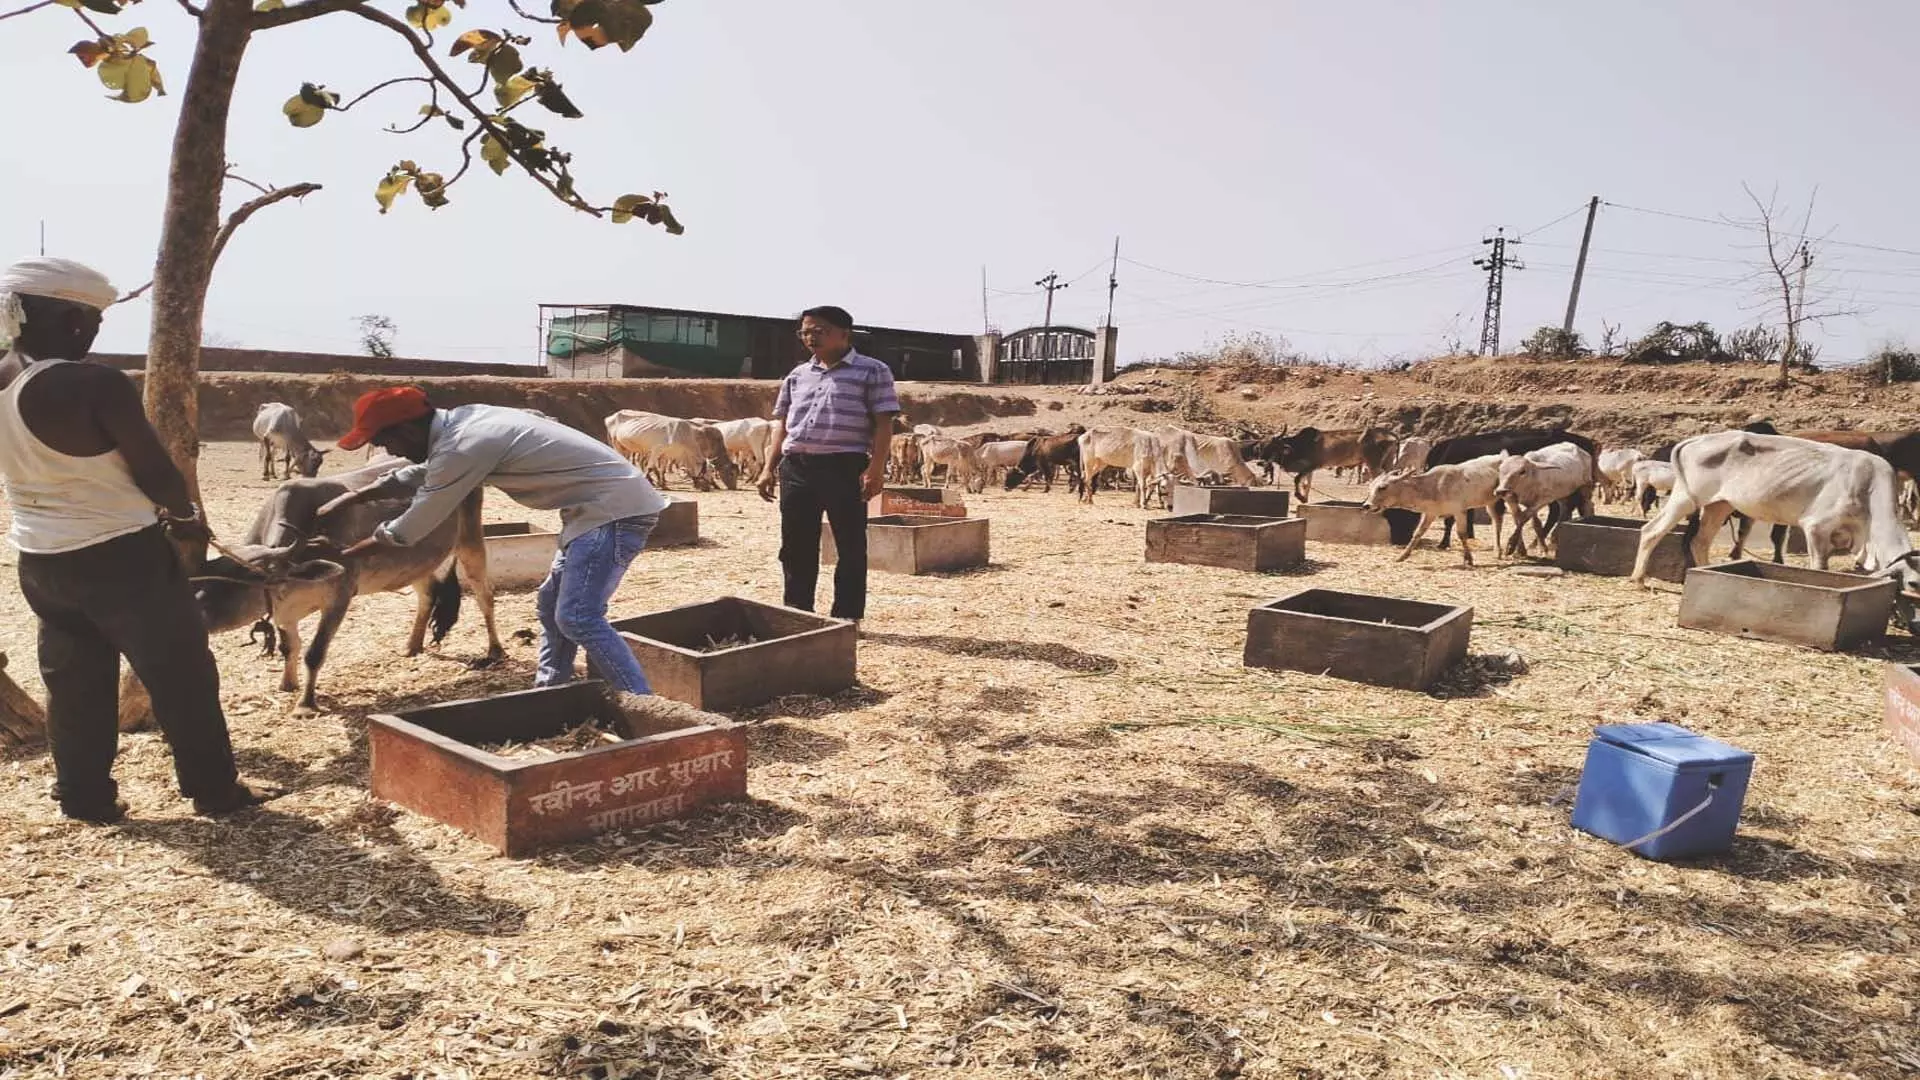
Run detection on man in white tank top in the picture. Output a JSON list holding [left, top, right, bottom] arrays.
[[0, 258, 257, 823]]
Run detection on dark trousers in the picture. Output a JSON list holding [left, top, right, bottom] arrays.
[[778, 453, 869, 620], [17, 525, 238, 813]]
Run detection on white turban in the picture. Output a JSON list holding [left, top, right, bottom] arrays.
[[0, 257, 119, 345]]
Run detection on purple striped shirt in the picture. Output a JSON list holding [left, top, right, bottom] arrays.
[[773, 349, 901, 455]]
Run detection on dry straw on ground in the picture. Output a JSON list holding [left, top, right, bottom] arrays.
[[0, 442, 1916, 1078]]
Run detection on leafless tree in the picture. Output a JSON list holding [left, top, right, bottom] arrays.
[[1736, 184, 1859, 385]]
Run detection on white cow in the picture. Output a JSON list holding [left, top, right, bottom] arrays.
[[1597, 448, 1645, 503], [712, 417, 773, 478], [1631, 431, 1920, 594], [975, 440, 1031, 489], [917, 434, 983, 491], [1391, 436, 1432, 475], [605, 410, 735, 491], [252, 402, 328, 480], [1631, 459, 1675, 515], [1361, 455, 1506, 566], [1158, 427, 1260, 486], [1078, 427, 1164, 508], [1493, 442, 1595, 556]]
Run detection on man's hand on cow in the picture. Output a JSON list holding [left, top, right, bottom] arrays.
[[339, 536, 385, 559], [861, 467, 885, 502], [314, 489, 363, 520], [756, 469, 779, 503], [162, 515, 211, 543]]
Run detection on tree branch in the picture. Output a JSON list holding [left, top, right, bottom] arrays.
[[209, 182, 322, 266], [0, 1, 56, 22], [508, 0, 560, 23], [343, 2, 603, 216], [116, 182, 322, 304], [335, 74, 433, 113], [174, 0, 204, 16], [224, 168, 272, 196], [252, 0, 359, 31]]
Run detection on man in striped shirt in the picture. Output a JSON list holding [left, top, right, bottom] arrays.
[[757, 306, 900, 621]]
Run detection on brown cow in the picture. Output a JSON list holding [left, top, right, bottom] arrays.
[[1273, 426, 1397, 502], [1004, 425, 1086, 492]]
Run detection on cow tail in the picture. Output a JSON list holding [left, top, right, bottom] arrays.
[[429, 560, 464, 646]]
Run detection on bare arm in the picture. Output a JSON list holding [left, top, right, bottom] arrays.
[[89, 367, 195, 519], [865, 415, 895, 500]]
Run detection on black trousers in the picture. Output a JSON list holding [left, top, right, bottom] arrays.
[[778, 453, 869, 620], [17, 525, 239, 813]]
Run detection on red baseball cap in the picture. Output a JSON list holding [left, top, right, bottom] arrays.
[[336, 387, 431, 451]]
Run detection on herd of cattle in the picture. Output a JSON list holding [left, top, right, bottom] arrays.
[[225, 401, 1920, 713]]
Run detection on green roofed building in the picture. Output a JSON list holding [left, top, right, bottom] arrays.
[[539, 303, 983, 382]]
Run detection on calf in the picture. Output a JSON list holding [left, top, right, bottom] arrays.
[[918, 434, 983, 491], [1361, 455, 1506, 566], [1273, 426, 1396, 502], [1427, 429, 1600, 548], [1391, 436, 1432, 474], [1633, 431, 1920, 606], [1494, 442, 1595, 556], [1078, 426, 1164, 508], [194, 460, 504, 714], [975, 440, 1031, 487], [252, 402, 328, 480], [713, 417, 773, 478]]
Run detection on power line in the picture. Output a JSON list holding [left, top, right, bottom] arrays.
[[1605, 201, 1920, 260], [1118, 241, 1481, 291]]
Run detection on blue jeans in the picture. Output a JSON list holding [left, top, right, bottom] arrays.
[[535, 515, 658, 694]]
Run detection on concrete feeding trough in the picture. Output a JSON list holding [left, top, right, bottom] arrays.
[[1146, 514, 1306, 572], [482, 522, 558, 591], [1881, 664, 1920, 768], [1677, 560, 1895, 651], [1170, 485, 1290, 518], [650, 497, 700, 548], [1298, 500, 1421, 546], [1555, 514, 1688, 583], [368, 682, 745, 856], [1244, 588, 1473, 690], [869, 486, 966, 519], [822, 515, 990, 575], [611, 596, 856, 710]]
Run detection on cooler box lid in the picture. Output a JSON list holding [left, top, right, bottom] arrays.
[[1592, 722, 1754, 770]]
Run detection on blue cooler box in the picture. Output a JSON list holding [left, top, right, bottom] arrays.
[[1571, 722, 1753, 860]]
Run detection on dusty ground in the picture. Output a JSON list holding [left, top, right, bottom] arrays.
[[1, 441, 1918, 1079]]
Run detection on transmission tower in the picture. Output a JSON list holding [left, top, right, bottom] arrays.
[[1473, 228, 1524, 355]]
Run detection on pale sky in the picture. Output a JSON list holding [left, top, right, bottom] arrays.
[[4, 0, 1919, 369]]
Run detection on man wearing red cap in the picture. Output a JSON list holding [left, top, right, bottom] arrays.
[[323, 388, 668, 694]]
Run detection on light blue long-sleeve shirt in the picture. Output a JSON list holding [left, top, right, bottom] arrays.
[[373, 404, 667, 549]]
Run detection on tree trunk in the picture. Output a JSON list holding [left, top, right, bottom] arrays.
[[145, 0, 254, 498]]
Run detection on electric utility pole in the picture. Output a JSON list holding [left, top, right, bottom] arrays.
[[1036, 270, 1069, 380], [1103, 237, 1120, 328], [1561, 195, 1600, 335], [1474, 228, 1523, 356]]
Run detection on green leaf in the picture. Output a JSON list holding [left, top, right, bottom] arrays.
[[374, 169, 413, 214], [485, 44, 522, 86], [121, 26, 150, 50], [479, 134, 510, 176], [609, 193, 651, 224], [284, 91, 327, 127], [414, 171, 449, 209], [418, 103, 445, 117], [493, 73, 535, 108], [444, 113, 466, 130], [115, 55, 158, 103], [68, 39, 109, 68], [405, 2, 453, 31], [449, 28, 499, 57], [297, 82, 340, 109], [255, 0, 286, 11], [79, 0, 125, 14]]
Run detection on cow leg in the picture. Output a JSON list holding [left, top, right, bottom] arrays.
[[405, 576, 434, 657], [1395, 513, 1435, 563], [454, 539, 506, 663], [259, 439, 272, 480], [296, 598, 351, 715], [1697, 503, 1738, 568], [277, 619, 303, 694], [1633, 491, 1698, 584], [1769, 523, 1789, 565]]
